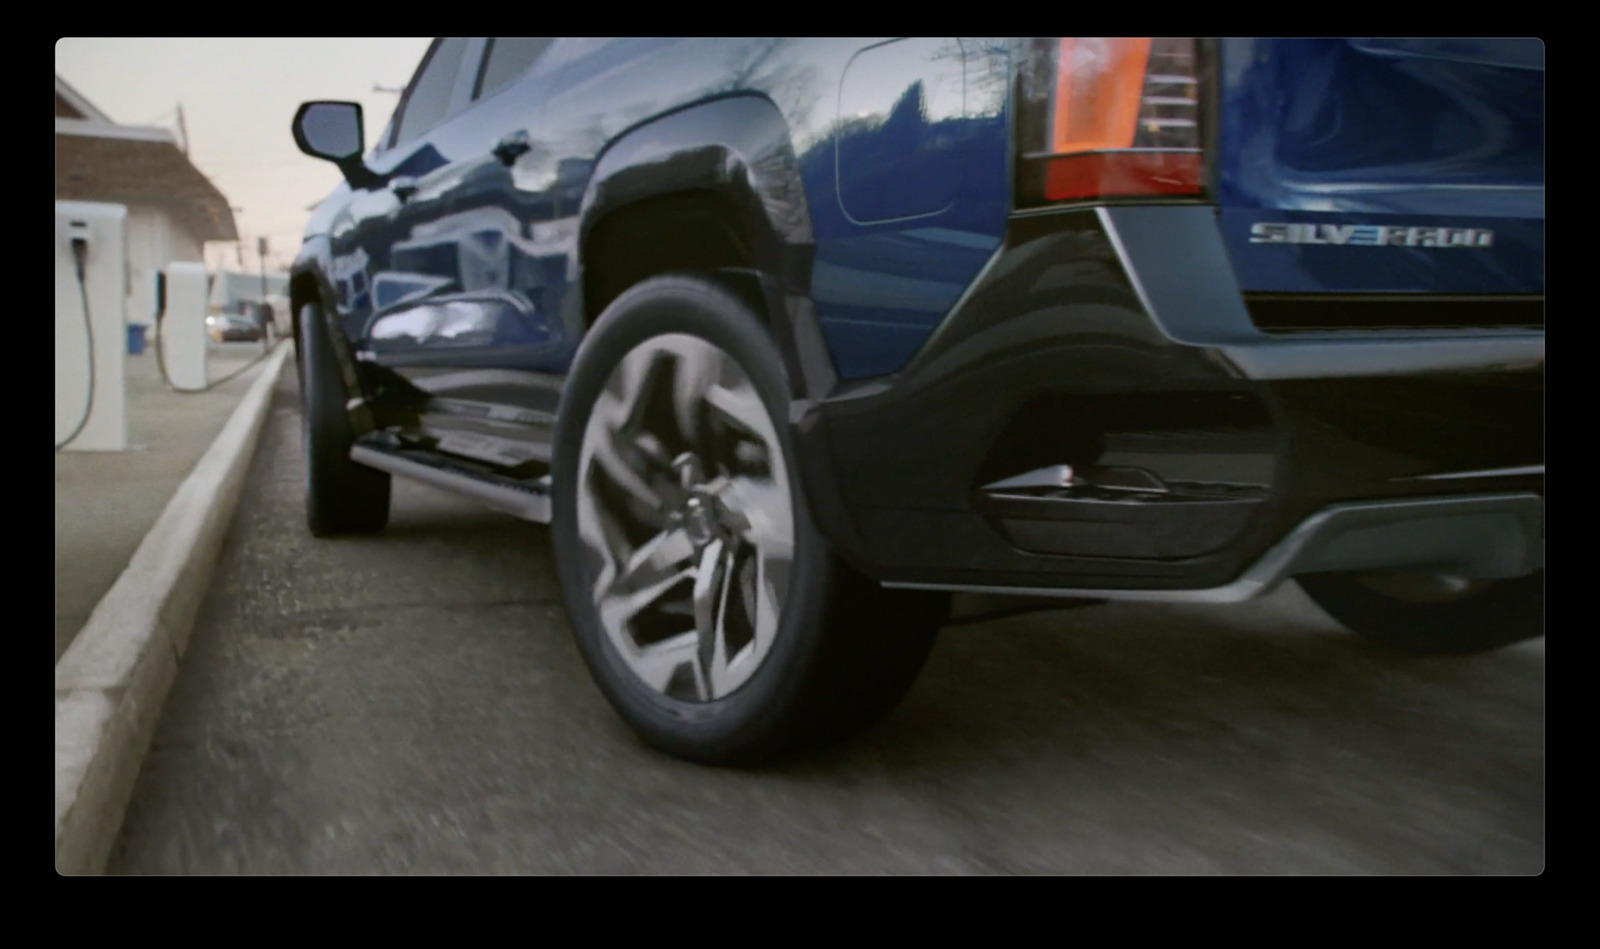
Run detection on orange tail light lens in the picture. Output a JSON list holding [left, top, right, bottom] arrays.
[[1051, 37, 1153, 154], [1019, 37, 1206, 205]]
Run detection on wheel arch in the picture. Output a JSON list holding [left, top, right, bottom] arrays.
[[575, 94, 837, 402], [289, 238, 376, 433], [288, 237, 340, 361]]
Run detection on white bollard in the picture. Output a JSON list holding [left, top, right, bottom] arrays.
[[56, 201, 127, 451], [161, 262, 209, 391]]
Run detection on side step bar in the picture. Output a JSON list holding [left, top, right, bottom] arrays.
[[351, 443, 552, 524]]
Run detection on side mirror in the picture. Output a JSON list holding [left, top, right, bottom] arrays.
[[292, 101, 381, 189]]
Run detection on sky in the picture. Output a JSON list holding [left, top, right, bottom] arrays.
[[55, 38, 434, 273]]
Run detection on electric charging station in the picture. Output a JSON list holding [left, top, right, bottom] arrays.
[[159, 262, 210, 390], [56, 201, 128, 451]]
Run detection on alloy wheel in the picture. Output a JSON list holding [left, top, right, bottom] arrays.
[[575, 333, 795, 703]]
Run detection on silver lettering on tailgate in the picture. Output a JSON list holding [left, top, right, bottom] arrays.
[[1250, 222, 1494, 247]]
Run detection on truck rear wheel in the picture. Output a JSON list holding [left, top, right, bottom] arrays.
[[549, 275, 946, 765], [1298, 569, 1543, 655]]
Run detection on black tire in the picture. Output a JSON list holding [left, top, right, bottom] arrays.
[[1297, 569, 1544, 655], [549, 275, 946, 765], [298, 303, 390, 536]]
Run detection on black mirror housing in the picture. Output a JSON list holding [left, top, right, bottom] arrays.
[[292, 101, 382, 189]]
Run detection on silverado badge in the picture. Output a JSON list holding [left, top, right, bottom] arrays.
[[1250, 222, 1495, 248]]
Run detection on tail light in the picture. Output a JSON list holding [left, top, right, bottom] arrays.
[[1016, 37, 1208, 206]]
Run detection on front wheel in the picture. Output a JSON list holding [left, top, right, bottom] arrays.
[[1297, 569, 1544, 655], [549, 275, 946, 765], [298, 303, 390, 537]]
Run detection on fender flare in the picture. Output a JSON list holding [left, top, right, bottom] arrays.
[[575, 94, 836, 402]]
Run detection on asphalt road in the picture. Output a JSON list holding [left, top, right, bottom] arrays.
[[108, 366, 1545, 874]]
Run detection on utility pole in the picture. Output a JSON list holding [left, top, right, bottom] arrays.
[[231, 205, 245, 278], [258, 236, 272, 345], [258, 237, 269, 300], [177, 102, 189, 155]]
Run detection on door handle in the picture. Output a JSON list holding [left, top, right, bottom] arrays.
[[389, 176, 418, 201], [493, 130, 532, 165]]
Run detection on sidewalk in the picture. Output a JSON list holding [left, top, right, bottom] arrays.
[[55, 338, 282, 662], [56, 333, 291, 874]]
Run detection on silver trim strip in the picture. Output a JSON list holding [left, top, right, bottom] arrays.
[[884, 493, 1542, 604], [1219, 335, 1544, 380], [1095, 206, 1160, 328], [885, 579, 1264, 604], [1021, 147, 1203, 159], [351, 445, 552, 523], [1397, 464, 1544, 482], [981, 464, 1076, 492]]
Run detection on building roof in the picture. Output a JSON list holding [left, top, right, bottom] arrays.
[[54, 75, 238, 243], [54, 75, 111, 123]]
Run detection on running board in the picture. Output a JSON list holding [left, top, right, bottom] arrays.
[[350, 443, 552, 524]]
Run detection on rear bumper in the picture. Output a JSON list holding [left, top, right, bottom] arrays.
[[887, 492, 1544, 602], [792, 204, 1544, 595]]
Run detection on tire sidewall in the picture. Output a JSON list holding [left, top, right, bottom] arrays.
[[550, 275, 833, 761], [298, 302, 389, 535], [298, 303, 339, 492], [1299, 569, 1544, 655]]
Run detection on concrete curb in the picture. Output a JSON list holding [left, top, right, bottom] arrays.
[[56, 343, 292, 875]]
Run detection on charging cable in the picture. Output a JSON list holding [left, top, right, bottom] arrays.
[[55, 226, 94, 451]]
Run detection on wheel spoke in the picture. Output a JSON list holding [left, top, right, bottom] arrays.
[[703, 380, 770, 440], [606, 344, 667, 426], [595, 527, 695, 628], [692, 539, 730, 688], [723, 474, 793, 559], [751, 548, 783, 659], [629, 632, 707, 699], [711, 546, 764, 699], [588, 389, 632, 435], [587, 346, 679, 524], [669, 337, 726, 448], [598, 565, 694, 632], [575, 483, 628, 588], [587, 427, 670, 519], [611, 526, 695, 596]]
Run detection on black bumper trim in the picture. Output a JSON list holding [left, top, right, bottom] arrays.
[[883, 492, 1542, 603]]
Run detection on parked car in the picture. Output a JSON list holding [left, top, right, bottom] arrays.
[[290, 38, 1544, 764], [206, 312, 261, 342]]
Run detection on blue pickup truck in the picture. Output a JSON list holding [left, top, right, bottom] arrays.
[[289, 38, 1544, 764]]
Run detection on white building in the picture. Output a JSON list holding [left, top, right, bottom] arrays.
[[55, 75, 237, 329]]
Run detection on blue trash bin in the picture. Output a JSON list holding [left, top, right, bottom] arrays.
[[127, 323, 146, 355]]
